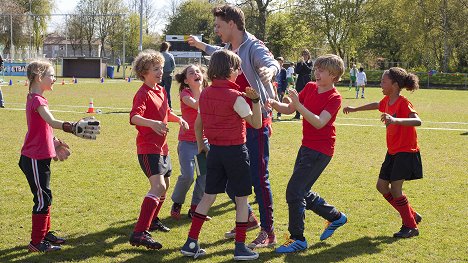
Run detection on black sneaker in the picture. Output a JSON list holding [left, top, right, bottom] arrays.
[[28, 240, 61, 253], [44, 231, 66, 245], [149, 217, 170, 232], [393, 225, 419, 238], [129, 231, 162, 249]]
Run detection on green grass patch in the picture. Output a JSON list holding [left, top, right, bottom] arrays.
[[0, 80, 467, 262]]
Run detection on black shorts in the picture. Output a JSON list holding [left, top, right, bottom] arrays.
[[138, 154, 172, 178], [379, 152, 423, 182], [18, 155, 52, 214], [205, 144, 252, 197]]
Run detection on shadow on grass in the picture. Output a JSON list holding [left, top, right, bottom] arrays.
[[461, 132, 468, 136]]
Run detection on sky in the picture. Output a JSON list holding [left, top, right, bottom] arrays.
[[50, 0, 172, 34]]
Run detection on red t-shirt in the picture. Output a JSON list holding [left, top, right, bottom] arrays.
[[130, 83, 170, 155], [21, 93, 55, 159], [235, 71, 272, 128], [299, 82, 342, 156], [178, 88, 198, 142], [378, 95, 419, 154]]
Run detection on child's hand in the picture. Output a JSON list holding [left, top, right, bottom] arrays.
[[63, 116, 101, 140], [198, 144, 209, 156], [287, 88, 299, 105], [381, 113, 395, 126], [282, 96, 292, 104], [343, 106, 356, 114], [179, 118, 189, 131], [150, 121, 169, 136], [265, 98, 276, 109], [244, 87, 260, 100], [258, 67, 274, 83], [53, 138, 71, 161]]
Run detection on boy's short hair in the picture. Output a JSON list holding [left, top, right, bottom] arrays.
[[160, 42, 170, 52], [207, 50, 241, 81], [132, 49, 165, 81], [314, 54, 345, 82], [212, 4, 245, 31], [27, 59, 53, 83]]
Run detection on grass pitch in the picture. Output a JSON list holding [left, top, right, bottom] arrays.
[[0, 77, 467, 262]]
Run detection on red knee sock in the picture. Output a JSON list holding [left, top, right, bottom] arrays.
[[134, 194, 159, 232], [383, 192, 418, 219], [153, 195, 165, 219], [188, 212, 207, 240], [394, 195, 417, 228], [190, 204, 197, 213], [235, 222, 248, 243], [31, 213, 48, 245]]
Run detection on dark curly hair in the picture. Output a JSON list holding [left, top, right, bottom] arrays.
[[385, 67, 419, 91]]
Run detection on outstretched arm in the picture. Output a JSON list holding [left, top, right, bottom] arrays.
[[343, 102, 379, 114]]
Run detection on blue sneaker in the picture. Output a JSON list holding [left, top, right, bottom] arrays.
[[320, 212, 347, 241], [180, 237, 206, 259], [234, 242, 259, 261], [275, 238, 308, 253]]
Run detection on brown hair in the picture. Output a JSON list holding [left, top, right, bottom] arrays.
[[207, 50, 241, 81], [212, 4, 245, 31], [160, 42, 170, 52], [132, 49, 165, 81], [385, 67, 419, 91], [27, 59, 53, 84], [301, 49, 311, 57], [175, 64, 208, 92], [313, 54, 345, 82]]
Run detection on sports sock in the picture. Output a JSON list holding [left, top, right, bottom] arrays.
[[134, 194, 159, 232], [153, 195, 165, 219], [394, 195, 417, 228], [188, 212, 207, 240], [235, 222, 248, 243], [383, 192, 418, 219], [190, 204, 197, 213], [31, 213, 48, 245], [46, 207, 51, 233]]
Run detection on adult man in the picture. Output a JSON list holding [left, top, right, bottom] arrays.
[[188, 4, 279, 249], [160, 42, 176, 108], [116, 57, 121, 73]]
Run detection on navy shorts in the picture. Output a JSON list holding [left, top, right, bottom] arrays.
[[138, 154, 172, 178], [379, 151, 423, 181], [205, 144, 252, 197]]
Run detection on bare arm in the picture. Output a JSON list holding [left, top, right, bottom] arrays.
[[287, 88, 332, 129], [268, 98, 296, 115], [187, 35, 207, 52], [182, 96, 199, 110], [168, 111, 189, 131], [382, 112, 422, 126], [37, 105, 65, 129], [243, 100, 262, 129], [131, 115, 168, 136], [343, 102, 379, 114]]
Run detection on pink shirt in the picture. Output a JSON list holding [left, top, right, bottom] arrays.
[[299, 82, 342, 156], [178, 89, 198, 142], [21, 93, 55, 159], [130, 83, 170, 155]]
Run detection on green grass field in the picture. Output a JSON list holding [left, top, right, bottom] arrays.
[[0, 77, 467, 262]]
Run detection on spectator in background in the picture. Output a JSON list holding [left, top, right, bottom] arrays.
[[294, 49, 313, 119], [116, 57, 121, 73], [160, 42, 176, 108]]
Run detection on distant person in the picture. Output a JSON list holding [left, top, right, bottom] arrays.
[[128, 49, 189, 250], [170, 64, 212, 221], [268, 54, 348, 253], [343, 67, 423, 238], [160, 42, 176, 108], [356, 67, 367, 98], [0, 54, 4, 108], [294, 49, 313, 119], [20, 59, 101, 252], [349, 64, 358, 91], [286, 62, 295, 89], [116, 57, 121, 73], [275, 57, 288, 120]]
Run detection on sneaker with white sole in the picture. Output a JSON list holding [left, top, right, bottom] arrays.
[[234, 242, 259, 260], [247, 229, 277, 249], [181, 237, 206, 259], [28, 240, 61, 253]]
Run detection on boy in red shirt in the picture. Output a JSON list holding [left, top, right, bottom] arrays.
[[129, 50, 189, 249], [20, 59, 100, 252], [269, 54, 348, 253], [180, 50, 262, 260], [343, 67, 423, 238]]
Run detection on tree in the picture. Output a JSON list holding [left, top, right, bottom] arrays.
[[95, 0, 125, 58], [77, 0, 98, 56]]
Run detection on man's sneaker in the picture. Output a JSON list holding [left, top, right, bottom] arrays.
[[275, 238, 307, 253], [28, 240, 61, 253], [149, 217, 170, 232], [320, 212, 348, 241], [224, 214, 260, 239], [44, 231, 66, 245], [181, 237, 206, 259], [234, 242, 259, 260], [129, 231, 162, 249], [414, 212, 422, 225], [393, 225, 419, 238], [171, 203, 182, 220], [247, 229, 277, 249], [188, 208, 212, 221]]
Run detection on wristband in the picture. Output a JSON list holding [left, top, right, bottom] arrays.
[[251, 98, 260, 103], [62, 122, 75, 133]]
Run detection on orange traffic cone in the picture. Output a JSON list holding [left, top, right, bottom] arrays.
[[87, 98, 95, 113], [24, 80, 29, 86]]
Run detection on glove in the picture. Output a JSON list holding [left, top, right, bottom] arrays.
[[53, 138, 71, 161], [63, 116, 101, 140]]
